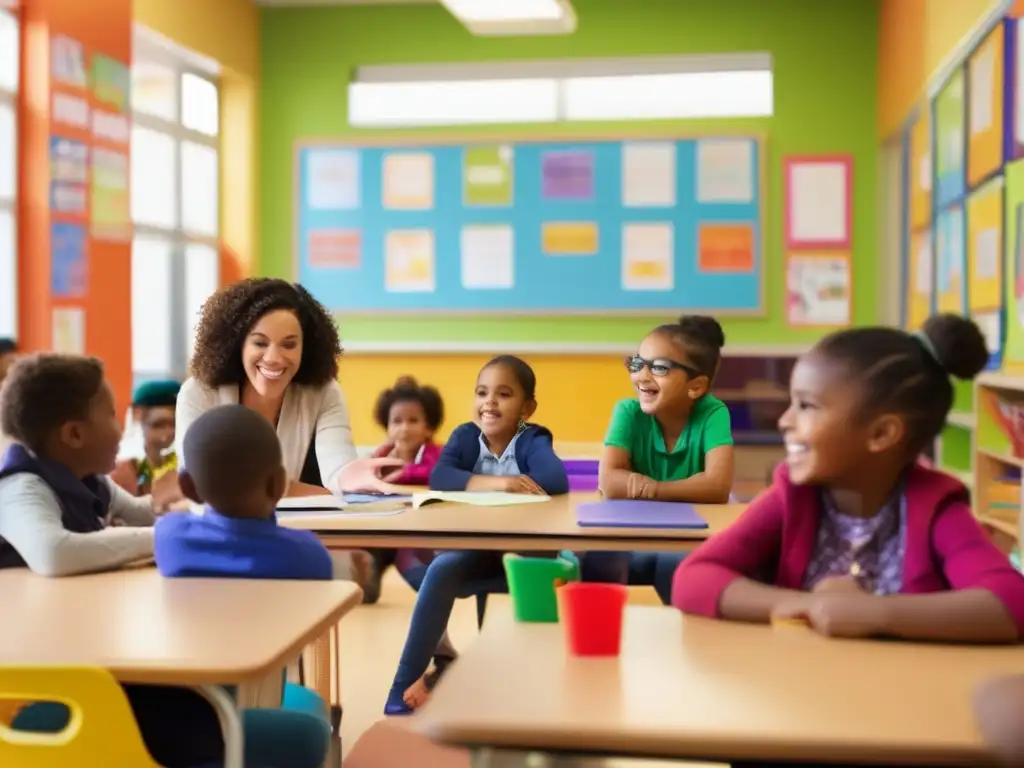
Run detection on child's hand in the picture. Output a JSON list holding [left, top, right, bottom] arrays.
[[812, 576, 864, 594], [771, 592, 888, 639], [503, 475, 545, 495], [626, 472, 658, 500]]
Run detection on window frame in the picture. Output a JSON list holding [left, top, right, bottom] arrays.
[[0, 7, 18, 341]]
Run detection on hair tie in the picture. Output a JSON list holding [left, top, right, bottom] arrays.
[[912, 330, 941, 365]]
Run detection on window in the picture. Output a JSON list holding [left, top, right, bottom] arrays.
[[349, 54, 773, 128], [130, 26, 219, 384], [0, 8, 17, 340]]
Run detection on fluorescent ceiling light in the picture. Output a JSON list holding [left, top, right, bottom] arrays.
[[440, 0, 576, 36], [348, 79, 559, 127], [563, 70, 774, 121]]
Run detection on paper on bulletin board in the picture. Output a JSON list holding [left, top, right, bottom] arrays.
[[51, 307, 85, 354], [966, 177, 1004, 312], [935, 205, 966, 314], [306, 150, 360, 210], [307, 229, 361, 269], [461, 224, 514, 290], [383, 153, 434, 210], [541, 150, 594, 201], [621, 223, 673, 291], [90, 147, 130, 242], [51, 222, 87, 299], [622, 142, 676, 207], [1016, 19, 1024, 155], [697, 222, 755, 273], [541, 222, 598, 256], [967, 25, 1004, 188], [997, 159, 1024, 368], [974, 311, 1003, 356], [786, 253, 851, 327], [909, 114, 932, 229], [384, 230, 435, 293], [935, 68, 966, 205], [695, 139, 754, 203], [50, 35, 87, 87], [463, 145, 513, 207], [907, 229, 933, 330], [784, 156, 851, 249]]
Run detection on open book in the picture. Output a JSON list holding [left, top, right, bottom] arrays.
[[276, 490, 550, 514]]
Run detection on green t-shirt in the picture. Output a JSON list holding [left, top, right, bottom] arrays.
[[603, 395, 733, 482]]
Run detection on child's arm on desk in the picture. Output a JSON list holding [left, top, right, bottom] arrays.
[[600, 445, 733, 503]]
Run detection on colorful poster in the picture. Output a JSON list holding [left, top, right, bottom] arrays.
[[50, 136, 88, 183], [307, 229, 361, 268], [382, 153, 434, 210], [90, 53, 129, 111], [463, 145, 513, 207], [541, 222, 598, 256], [935, 68, 966, 205], [306, 149, 360, 210], [966, 24, 1004, 187], [621, 223, 673, 291], [622, 142, 675, 207], [384, 230, 435, 292], [541, 150, 594, 201], [51, 222, 87, 298], [697, 222, 755, 273], [936, 205, 966, 313], [696, 139, 754, 203], [51, 307, 85, 354], [90, 147, 129, 241], [909, 113, 932, 229], [51, 35, 87, 87], [907, 229, 934, 331], [786, 253, 851, 327], [966, 177, 1004, 313], [1003, 160, 1024, 368], [460, 225, 514, 290]]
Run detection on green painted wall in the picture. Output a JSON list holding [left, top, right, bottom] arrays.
[[259, 0, 879, 345]]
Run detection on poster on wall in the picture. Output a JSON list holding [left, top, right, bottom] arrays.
[[934, 68, 966, 206], [935, 205, 966, 314], [785, 253, 851, 327], [783, 155, 852, 250], [88, 52, 131, 242]]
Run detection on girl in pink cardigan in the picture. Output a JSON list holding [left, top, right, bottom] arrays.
[[674, 314, 1024, 644]]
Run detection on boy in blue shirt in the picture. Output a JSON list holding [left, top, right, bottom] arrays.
[[156, 404, 332, 580]]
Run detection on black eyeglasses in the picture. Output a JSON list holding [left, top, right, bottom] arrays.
[[624, 355, 701, 378]]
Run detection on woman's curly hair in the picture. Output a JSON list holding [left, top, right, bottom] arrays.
[[190, 278, 342, 388]]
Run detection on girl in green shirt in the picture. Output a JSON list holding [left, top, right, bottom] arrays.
[[587, 315, 735, 603]]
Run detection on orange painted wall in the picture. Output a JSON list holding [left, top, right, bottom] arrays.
[[18, 0, 133, 410], [879, 0, 1005, 137]]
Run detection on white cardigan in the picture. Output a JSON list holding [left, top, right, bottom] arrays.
[[175, 378, 358, 494]]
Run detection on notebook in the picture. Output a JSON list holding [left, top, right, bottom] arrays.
[[411, 491, 551, 508], [275, 490, 549, 514], [575, 500, 708, 529]]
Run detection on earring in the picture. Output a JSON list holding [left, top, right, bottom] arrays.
[[517, 418, 526, 432]]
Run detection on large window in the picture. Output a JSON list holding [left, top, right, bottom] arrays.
[[0, 8, 18, 340], [130, 27, 220, 384]]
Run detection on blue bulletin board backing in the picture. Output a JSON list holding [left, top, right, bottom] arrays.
[[293, 133, 765, 314]]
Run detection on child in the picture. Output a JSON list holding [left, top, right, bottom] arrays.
[[0, 353, 156, 576], [385, 355, 568, 715], [363, 376, 445, 603], [588, 315, 734, 603], [110, 379, 183, 510], [673, 314, 1024, 645]]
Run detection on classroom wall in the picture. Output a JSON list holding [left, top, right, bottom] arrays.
[[259, 0, 879, 445], [132, 0, 259, 283], [878, 0, 1005, 138]]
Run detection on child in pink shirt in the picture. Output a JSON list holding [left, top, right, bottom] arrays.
[[674, 314, 1024, 644]]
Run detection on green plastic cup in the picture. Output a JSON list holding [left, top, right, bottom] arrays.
[[503, 553, 580, 623]]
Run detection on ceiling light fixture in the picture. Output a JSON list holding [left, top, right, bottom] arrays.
[[439, 0, 576, 36]]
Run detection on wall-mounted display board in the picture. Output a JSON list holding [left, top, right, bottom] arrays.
[[292, 134, 765, 314]]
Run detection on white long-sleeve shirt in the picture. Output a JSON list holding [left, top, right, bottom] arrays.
[[0, 474, 155, 577]]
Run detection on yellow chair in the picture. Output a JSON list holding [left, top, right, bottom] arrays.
[[0, 666, 160, 767]]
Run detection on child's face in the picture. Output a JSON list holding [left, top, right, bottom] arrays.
[[474, 364, 535, 441], [139, 405, 175, 457], [629, 332, 707, 416], [60, 382, 123, 475], [778, 353, 904, 486], [242, 309, 304, 398], [388, 399, 431, 452]]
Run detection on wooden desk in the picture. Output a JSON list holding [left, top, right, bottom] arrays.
[[415, 606, 1016, 766], [0, 569, 363, 766], [281, 494, 746, 552]]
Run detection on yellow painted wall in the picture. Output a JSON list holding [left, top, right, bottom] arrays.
[[132, 0, 259, 278], [879, 0, 1004, 137]]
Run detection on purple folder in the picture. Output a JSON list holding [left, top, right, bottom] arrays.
[[575, 500, 708, 530]]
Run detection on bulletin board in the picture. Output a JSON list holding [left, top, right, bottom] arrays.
[[292, 133, 765, 314]]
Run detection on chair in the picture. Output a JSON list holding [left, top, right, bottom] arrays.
[[0, 666, 160, 767]]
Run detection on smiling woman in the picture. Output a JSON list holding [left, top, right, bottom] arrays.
[[175, 277, 404, 591]]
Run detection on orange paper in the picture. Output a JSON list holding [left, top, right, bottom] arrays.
[[698, 223, 755, 273], [308, 229, 361, 268]]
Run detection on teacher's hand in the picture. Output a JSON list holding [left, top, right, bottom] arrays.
[[338, 456, 408, 494]]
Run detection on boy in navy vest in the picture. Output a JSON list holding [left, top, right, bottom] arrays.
[[156, 404, 333, 579], [0, 353, 155, 575]]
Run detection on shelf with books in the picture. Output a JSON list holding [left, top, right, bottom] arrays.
[[974, 374, 1024, 560]]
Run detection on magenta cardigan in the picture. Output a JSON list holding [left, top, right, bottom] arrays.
[[371, 441, 442, 485], [673, 463, 1024, 636]]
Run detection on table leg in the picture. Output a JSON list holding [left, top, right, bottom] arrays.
[[195, 684, 244, 768]]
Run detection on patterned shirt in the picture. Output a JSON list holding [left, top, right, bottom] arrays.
[[473, 431, 523, 477], [802, 487, 907, 595]]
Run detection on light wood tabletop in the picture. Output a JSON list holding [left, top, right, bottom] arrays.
[[0, 568, 363, 686], [414, 605, 1016, 766], [280, 493, 746, 552]]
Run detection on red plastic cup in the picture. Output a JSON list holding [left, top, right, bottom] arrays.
[[558, 582, 628, 657]]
